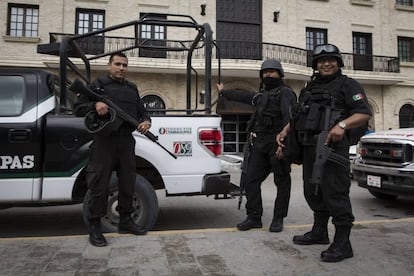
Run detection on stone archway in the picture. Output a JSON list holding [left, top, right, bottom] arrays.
[[399, 103, 414, 128], [394, 99, 414, 128], [215, 81, 257, 154], [367, 98, 378, 131], [142, 94, 166, 115]]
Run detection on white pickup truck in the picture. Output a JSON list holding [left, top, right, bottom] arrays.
[[0, 15, 235, 231], [352, 128, 414, 200]]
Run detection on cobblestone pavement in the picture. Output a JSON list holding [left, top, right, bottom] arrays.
[[1, 217, 414, 275]]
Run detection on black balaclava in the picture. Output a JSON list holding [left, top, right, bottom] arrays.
[[263, 77, 284, 90]]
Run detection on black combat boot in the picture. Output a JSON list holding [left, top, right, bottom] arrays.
[[118, 216, 147, 235], [89, 219, 107, 247], [269, 217, 284, 233], [293, 215, 330, 245], [237, 217, 262, 231], [321, 225, 353, 262]]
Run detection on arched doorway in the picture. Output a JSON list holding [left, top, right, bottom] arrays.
[[367, 103, 375, 131], [216, 92, 255, 154], [399, 104, 414, 128], [142, 94, 166, 115]]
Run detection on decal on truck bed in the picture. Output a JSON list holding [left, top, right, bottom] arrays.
[[159, 127, 192, 135], [173, 141, 192, 156]]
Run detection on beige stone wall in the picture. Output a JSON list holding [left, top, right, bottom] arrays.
[[0, 0, 413, 130]]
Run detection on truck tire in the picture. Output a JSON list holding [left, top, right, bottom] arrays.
[[83, 174, 159, 233], [368, 189, 398, 200]]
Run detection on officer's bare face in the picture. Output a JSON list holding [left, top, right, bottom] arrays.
[[108, 56, 128, 81], [262, 69, 280, 79], [316, 57, 339, 76]]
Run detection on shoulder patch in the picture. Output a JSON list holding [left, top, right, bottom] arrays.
[[352, 93, 364, 101]]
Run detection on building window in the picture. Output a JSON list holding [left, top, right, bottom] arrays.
[[7, 4, 39, 37], [306, 28, 327, 67], [396, 0, 413, 6], [350, 0, 375, 6], [216, 0, 262, 60], [398, 36, 414, 62], [139, 13, 167, 58], [76, 9, 104, 35], [353, 32, 373, 71], [75, 9, 105, 55]]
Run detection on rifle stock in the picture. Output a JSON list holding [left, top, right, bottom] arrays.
[[69, 78, 177, 159]]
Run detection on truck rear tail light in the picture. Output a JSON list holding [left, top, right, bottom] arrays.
[[199, 129, 222, 156]]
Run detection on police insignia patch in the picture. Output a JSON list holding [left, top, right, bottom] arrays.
[[352, 93, 364, 101]]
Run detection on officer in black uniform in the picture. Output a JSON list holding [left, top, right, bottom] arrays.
[[217, 59, 297, 233], [74, 52, 151, 247], [277, 44, 371, 262]]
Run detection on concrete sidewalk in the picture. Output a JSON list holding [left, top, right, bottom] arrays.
[[1, 217, 414, 275]]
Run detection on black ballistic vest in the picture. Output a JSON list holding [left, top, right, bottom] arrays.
[[293, 77, 345, 134], [248, 88, 284, 133], [96, 76, 140, 132]]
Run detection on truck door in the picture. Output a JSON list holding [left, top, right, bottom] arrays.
[[0, 71, 52, 201]]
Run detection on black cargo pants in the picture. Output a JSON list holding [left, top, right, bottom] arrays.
[[302, 145, 354, 227], [85, 134, 136, 221], [244, 133, 292, 221]]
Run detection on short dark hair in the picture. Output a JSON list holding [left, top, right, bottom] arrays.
[[109, 52, 128, 63]]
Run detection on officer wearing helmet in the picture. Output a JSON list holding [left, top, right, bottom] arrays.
[[217, 59, 297, 233], [74, 52, 151, 247], [277, 44, 371, 262]]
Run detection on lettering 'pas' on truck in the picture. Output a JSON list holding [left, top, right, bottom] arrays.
[[352, 128, 414, 200], [0, 155, 35, 169], [0, 14, 237, 232]]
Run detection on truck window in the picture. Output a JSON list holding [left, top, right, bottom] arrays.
[[48, 75, 77, 113], [0, 76, 25, 116]]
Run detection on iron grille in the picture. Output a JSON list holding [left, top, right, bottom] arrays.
[[360, 142, 413, 166]]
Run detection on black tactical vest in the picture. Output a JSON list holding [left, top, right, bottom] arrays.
[[292, 76, 345, 134], [96, 76, 139, 132], [97, 76, 139, 118], [248, 87, 284, 133]]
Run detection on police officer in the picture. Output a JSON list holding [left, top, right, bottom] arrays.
[[74, 52, 151, 247], [217, 59, 296, 232], [277, 44, 371, 262]]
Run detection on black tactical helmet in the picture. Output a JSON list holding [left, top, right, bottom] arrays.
[[84, 107, 122, 135], [259, 59, 284, 78], [312, 44, 344, 69]]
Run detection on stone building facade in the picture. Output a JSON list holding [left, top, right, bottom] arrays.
[[1, 0, 413, 154]]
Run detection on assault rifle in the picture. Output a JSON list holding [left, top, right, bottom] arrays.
[[309, 98, 349, 195], [69, 78, 177, 159], [238, 137, 252, 210]]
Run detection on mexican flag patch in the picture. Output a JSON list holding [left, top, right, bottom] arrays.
[[352, 93, 364, 101]]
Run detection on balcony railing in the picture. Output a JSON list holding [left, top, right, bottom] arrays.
[[48, 33, 400, 73]]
